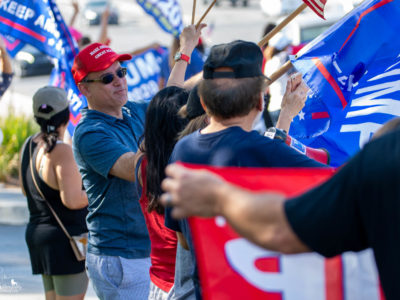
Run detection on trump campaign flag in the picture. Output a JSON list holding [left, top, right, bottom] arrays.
[[135, 0, 184, 37], [187, 165, 383, 300], [289, 0, 400, 166], [1, 35, 25, 58], [0, 0, 85, 136]]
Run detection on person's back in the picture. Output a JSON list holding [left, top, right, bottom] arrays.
[[166, 40, 323, 299], [172, 126, 320, 168], [20, 86, 88, 300]]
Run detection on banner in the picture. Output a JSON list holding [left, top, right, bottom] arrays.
[[135, 0, 183, 37], [122, 47, 166, 102], [1, 35, 25, 58], [0, 0, 84, 136], [289, 0, 400, 166], [187, 165, 383, 300]]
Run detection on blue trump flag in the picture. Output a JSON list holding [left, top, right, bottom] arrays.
[[1, 35, 25, 58], [0, 0, 86, 136], [289, 0, 400, 166], [135, 0, 183, 37], [122, 46, 166, 101]]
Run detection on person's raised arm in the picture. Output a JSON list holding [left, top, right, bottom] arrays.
[[0, 37, 12, 74], [275, 73, 308, 133], [161, 164, 310, 254], [167, 24, 206, 88], [52, 144, 88, 209], [69, 0, 79, 27], [97, 5, 110, 45]]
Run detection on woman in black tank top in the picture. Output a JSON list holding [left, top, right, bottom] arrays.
[[19, 86, 89, 300]]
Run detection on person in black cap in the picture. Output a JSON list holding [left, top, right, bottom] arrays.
[[164, 40, 326, 300]]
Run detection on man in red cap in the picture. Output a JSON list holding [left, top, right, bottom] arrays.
[[71, 43, 151, 299]]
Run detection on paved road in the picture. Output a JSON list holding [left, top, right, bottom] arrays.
[[0, 185, 98, 299]]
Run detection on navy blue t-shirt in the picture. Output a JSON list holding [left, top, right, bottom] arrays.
[[165, 126, 324, 298]]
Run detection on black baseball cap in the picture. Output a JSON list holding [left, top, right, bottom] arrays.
[[203, 40, 266, 79]]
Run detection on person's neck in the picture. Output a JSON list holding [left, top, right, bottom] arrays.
[[88, 104, 123, 119], [201, 113, 256, 134]]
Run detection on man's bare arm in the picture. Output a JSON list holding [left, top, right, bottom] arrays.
[[109, 152, 139, 182], [161, 164, 310, 254]]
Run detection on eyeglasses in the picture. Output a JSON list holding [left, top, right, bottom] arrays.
[[81, 67, 127, 84]]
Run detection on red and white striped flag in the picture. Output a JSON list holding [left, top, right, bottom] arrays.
[[303, 0, 327, 19]]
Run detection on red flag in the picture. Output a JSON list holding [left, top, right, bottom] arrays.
[[185, 164, 383, 300], [303, 0, 327, 19]]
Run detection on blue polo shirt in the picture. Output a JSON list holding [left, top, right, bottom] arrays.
[[73, 100, 150, 258]]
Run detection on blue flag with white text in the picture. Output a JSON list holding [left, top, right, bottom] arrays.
[[289, 0, 400, 166], [135, 0, 183, 37], [1, 35, 25, 58], [0, 0, 85, 136]]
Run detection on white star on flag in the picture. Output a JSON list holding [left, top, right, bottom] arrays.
[[298, 110, 305, 120]]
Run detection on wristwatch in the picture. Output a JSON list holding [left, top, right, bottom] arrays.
[[174, 52, 190, 64]]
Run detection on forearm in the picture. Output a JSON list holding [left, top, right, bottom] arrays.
[[275, 109, 293, 133], [167, 45, 194, 88], [109, 152, 137, 182], [217, 183, 308, 253]]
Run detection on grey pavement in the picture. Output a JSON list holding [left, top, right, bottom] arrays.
[[0, 185, 98, 299]]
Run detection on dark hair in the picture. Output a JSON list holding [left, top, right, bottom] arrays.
[[79, 36, 92, 48], [177, 104, 208, 140], [198, 77, 266, 119], [34, 107, 70, 153], [140, 86, 189, 214]]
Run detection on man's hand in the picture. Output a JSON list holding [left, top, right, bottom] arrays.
[[179, 24, 207, 55], [161, 164, 224, 219], [276, 73, 309, 132]]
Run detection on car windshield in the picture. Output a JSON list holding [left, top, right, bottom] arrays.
[[300, 23, 334, 43]]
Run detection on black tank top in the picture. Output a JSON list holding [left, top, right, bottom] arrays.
[[20, 136, 87, 229]]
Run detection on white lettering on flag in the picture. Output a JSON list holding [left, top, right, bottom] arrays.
[[225, 238, 325, 299]]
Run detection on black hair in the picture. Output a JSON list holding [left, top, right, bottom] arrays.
[[140, 86, 189, 214], [34, 107, 70, 153]]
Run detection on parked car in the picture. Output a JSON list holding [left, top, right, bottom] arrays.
[[14, 45, 54, 77], [83, 0, 119, 26]]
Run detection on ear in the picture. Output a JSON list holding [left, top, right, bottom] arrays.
[[256, 93, 264, 112], [200, 96, 208, 113], [77, 82, 90, 98]]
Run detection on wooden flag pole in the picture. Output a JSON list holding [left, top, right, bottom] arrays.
[[191, 0, 197, 25], [258, 2, 308, 48], [266, 61, 294, 87], [195, 0, 217, 28]]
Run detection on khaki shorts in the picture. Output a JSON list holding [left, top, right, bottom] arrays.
[[42, 271, 88, 296]]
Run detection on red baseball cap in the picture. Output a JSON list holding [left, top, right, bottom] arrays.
[[72, 43, 132, 84]]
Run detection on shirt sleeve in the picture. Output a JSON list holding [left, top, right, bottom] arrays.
[[0, 73, 13, 97], [284, 146, 369, 257], [76, 129, 132, 178]]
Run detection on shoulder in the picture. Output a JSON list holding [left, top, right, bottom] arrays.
[[49, 142, 74, 164]]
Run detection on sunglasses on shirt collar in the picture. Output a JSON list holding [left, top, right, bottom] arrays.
[[81, 67, 127, 84]]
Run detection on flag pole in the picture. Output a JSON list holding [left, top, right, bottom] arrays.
[[258, 3, 308, 48], [266, 61, 294, 86], [191, 0, 197, 25], [196, 0, 217, 28]]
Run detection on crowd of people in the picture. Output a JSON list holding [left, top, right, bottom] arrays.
[[0, 2, 396, 299]]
